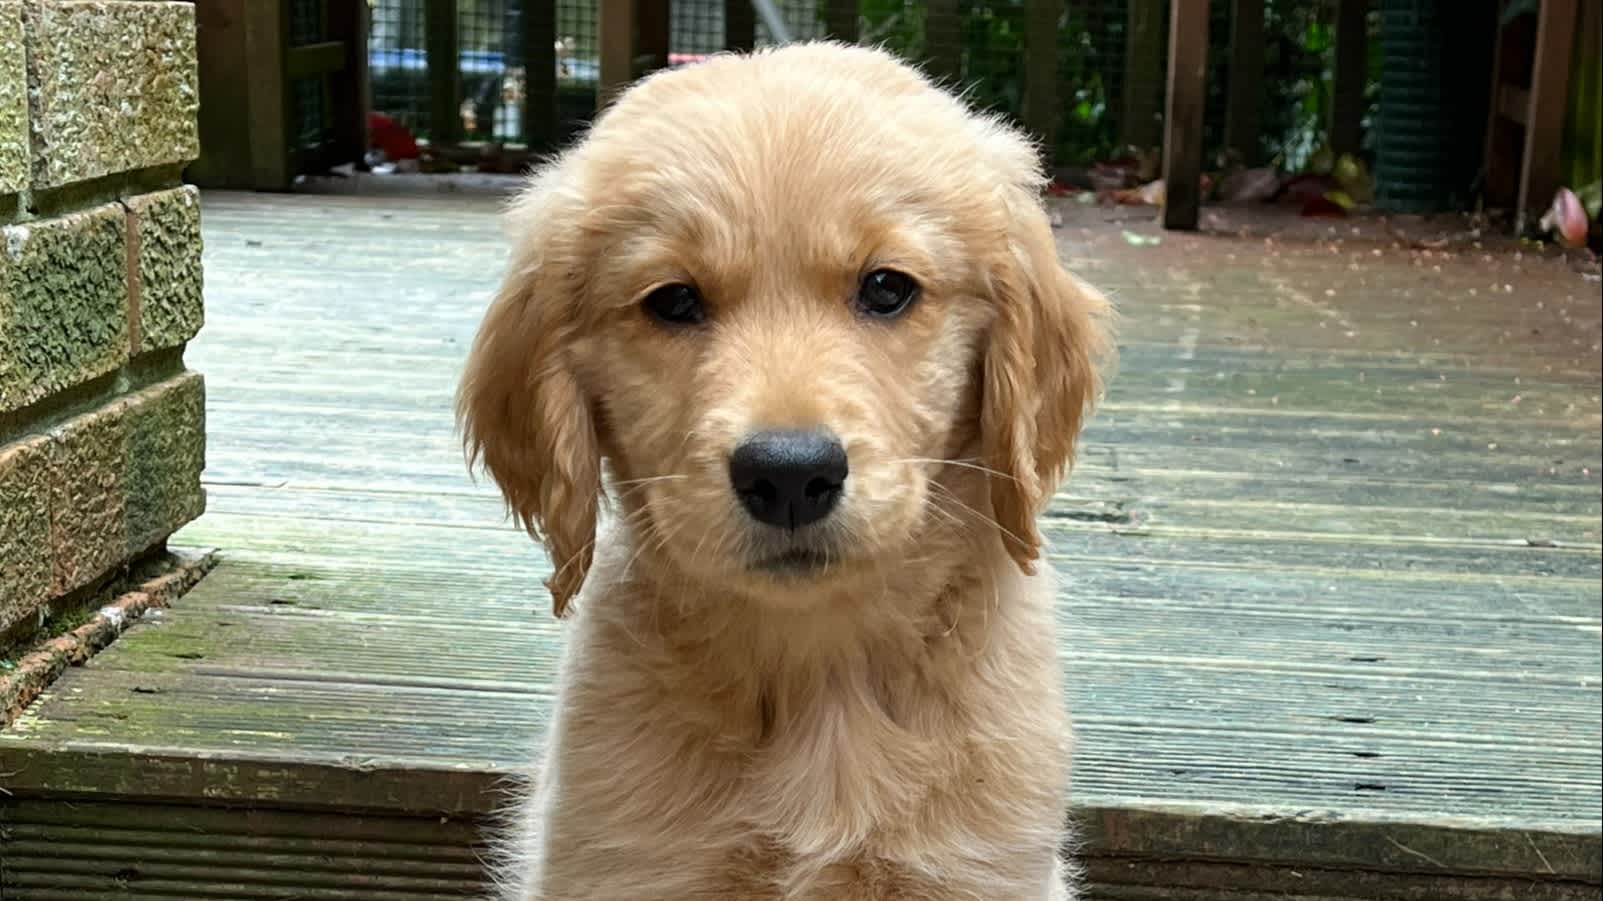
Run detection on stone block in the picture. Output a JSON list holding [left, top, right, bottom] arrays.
[[25, 1, 200, 189], [0, 2, 26, 196], [126, 185, 203, 352], [123, 370, 205, 553], [0, 203, 128, 414], [43, 372, 206, 598], [46, 391, 128, 596], [0, 435, 50, 634]]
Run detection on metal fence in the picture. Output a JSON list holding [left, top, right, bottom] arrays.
[[366, 0, 1353, 169]]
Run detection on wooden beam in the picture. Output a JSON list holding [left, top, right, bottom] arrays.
[[285, 41, 346, 79], [1330, 0, 1368, 158], [822, 0, 858, 43], [326, 0, 371, 170], [1223, 0, 1264, 165], [1162, 0, 1210, 229], [598, 0, 635, 107], [242, 0, 291, 191], [425, 0, 461, 144], [1022, 0, 1062, 159], [925, 0, 962, 83], [1517, 0, 1579, 232], [1480, 0, 1526, 211], [725, 0, 756, 51], [523, 0, 558, 151], [637, 0, 671, 75], [190, 0, 255, 188], [1122, 0, 1166, 151]]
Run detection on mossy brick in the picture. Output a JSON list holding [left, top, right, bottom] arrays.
[[0, 203, 129, 414], [25, 1, 200, 189], [46, 390, 128, 596], [124, 370, 205, 553], [0, 2, 26, 195], [44, 371, 206, 598], [0, 435, 51, 634], [127, 185, 203, 352]]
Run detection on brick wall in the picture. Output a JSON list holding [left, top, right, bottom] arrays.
[[0, 1, 204, 637]]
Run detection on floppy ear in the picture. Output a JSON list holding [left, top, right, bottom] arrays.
[[457, 174, 602, 617], [982, 186, 1115, 571]]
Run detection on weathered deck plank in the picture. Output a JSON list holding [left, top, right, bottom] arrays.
[[2, 189, 1599, 898]]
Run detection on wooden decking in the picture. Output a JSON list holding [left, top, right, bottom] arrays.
[[2, 189, 1600, 899]]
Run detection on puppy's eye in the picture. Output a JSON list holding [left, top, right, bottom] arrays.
[[857, 269, 920, 319], [642, 283, 706, 326]]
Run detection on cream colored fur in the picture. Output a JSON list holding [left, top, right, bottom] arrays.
[[458, 41, 1114, 901]]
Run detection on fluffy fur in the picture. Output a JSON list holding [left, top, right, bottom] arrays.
[[458, 41, 1114, 901]]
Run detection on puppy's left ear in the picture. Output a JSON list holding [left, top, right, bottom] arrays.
[[982, 185, 1115, 571]]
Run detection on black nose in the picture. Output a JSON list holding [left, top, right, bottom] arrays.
[[728, 429, 848, 529]]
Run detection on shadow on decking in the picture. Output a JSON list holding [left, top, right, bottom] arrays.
[[1, 186, 1599, 899]]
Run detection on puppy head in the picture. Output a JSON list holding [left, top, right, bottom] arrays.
[[458, 42, 1112, 615]]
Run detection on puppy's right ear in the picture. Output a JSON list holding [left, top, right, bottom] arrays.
[[457, 171, 601, 617]]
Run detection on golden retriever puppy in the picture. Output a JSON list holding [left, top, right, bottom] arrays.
[[458, 40, 1113, 901]]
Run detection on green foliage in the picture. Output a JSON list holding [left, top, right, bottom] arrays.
[[1268, 10, 1333, 169], [959, 0, 1026, 120], [851, 0, 1120, 164], [855, 0, 1365, 169], [855, 0, 926, 58], [1562, 8, 1601, 192]]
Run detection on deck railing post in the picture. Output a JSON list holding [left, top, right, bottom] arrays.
[[425, 0, 461, 144], [1161, 0, 1209, 230], [1122, 0, 1166, 152], [1329, 0, 1368, 159], [242, 0, 291, 190], [328, 0, 371, 166], [726, 0, 757, 51], [1224, 0, 1264, 165], [1516, 0, 1579, 233], [523, 0, 558, 151], [598, 0, 635, 107], [638, 0, 671, 75], [925, 0, 962, 84], [822, 0, 858, 43], [1023, 0, 1063, 165]]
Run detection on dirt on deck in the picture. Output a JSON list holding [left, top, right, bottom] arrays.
[[1055, 197, 1603, 382]]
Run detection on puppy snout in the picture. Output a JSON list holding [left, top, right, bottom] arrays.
[[728, 429, 848, 529]]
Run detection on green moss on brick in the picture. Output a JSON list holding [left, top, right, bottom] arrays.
[[25, 1, 200, 190], [0, 435, 51, 634], [0, 1, 27, 196], [0, 204, 129, 415], [124, 371, 205, 552], [46, 394, 128, 597], [127, 185, 203, 352], [38, 372, 205, 600]]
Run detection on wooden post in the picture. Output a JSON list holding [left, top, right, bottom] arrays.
[[191, 0, 256, 188], [823, 0, 858, 43], [425, 0, 461, 144], [725, 0, 756, 51], [523, 0, 558, 151], [327, 0, 370, 167], [598, 0, 635, 107], [1122, 0, 1166, 151], [1329, 0, 1368, 158], [925, 0, 962, 84], [638, 0, 671, 74], [1223, 0, 1263, 165], [1517, 0, 1579, 232], [242, 0, 291, 190], [1022, 0, 1062, 160], [1161, 0, 1209, 230]]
